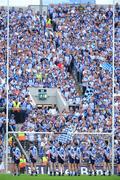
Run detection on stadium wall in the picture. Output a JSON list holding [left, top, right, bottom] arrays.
[[6, 164, 117, 175]]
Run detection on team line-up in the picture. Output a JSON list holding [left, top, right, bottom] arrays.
[[11, 140, 120, 176]]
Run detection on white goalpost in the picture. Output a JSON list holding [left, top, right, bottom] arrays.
[[112, 0, 115, 176], [6, 0, 10, 174]]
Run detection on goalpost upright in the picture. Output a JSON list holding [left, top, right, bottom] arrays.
[[112, 0, 115, 175], [6, 0, 9, 174]]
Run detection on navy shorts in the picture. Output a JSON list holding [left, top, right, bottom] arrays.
[[50, 157, 56, 163], [69, 156, 75, 164], [30, 156, 37, 163], [75, 158, 80, 164], [0, 158, 2, 163], [89, 158, 95, 165], [58, 156, 64, 164], [50, 154, 56, 163], [30, 158, 36, 163], [14, 158, 20, 165], [104, 156, 110, 163]]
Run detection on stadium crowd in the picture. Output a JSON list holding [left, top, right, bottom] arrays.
[[0, 2, 120, 173], [114, 2, 120, 94]]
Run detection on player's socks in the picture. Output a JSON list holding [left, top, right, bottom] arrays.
[[50, 171, 52, 176], [103, 171, 105, 176], [73, 171, 75, 176], [59, 172, 61, 176], [75, 172, 77, 176], [62, 172, 64, 176], [35, 171, 37, 176], [89, 171, 92, 176], [118, 172, 120, 176], [108, 171, 111, 176], [17, 172, 20, 176], [54, 171, 56, 176], [94, 171, 97, 176], [78, 170, 81, 176]]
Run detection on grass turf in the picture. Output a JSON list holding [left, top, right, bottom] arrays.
[[0, 174, 119, 180]]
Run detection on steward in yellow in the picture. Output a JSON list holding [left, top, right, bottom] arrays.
[[18, 132, 26, 141], [18, 132, 26, 147], [36, 72, 42, 81], [19, 155, 26, 174], [12, 101, 21, 112], [46, 17, 52, 28], [8, 136, 13, 146], [42, 156, 48, 166], [42, 155, 48, 174]]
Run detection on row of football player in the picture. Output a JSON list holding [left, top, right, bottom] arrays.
[[11, 140, 120, 176]]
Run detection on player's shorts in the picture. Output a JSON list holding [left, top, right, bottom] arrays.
[[50, 154, 56, 163], [31, 158, 37, 163], [104, 156, 110, 163], [58, 155, 64, 164], [89, 157, 95, 165], [50, 157, 56, 163], [14, 158, 20, 165], [69, 156, 75, 164], [75, 157, 80, 164], [30, 155, 37, 163], [0, 158, 2, 163]]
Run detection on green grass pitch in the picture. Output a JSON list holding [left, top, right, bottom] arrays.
[[0, 174, 119, 180]]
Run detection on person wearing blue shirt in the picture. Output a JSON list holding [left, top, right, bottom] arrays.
[[29, 143, 38, 176], [49, 140, 57, 176], [12, 142, 21, 176], [0, 140, 3, 164], [116, 143, 120, 176], [68, 141, 75, 176], [103, 140, 111, 176], [57, 142, 65, 176], [74, 141, 81, 176], [88, 142, 96, 176]]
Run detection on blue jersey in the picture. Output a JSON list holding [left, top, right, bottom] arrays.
[[30, 146, 37, 159], [13, 147, 21, 160], [74, 146, 81, 160], [58, 146, 65, 160], [68, 146, 75, 159], [50, 145, 57, 159], [104, 146, 110, 159], [116, 148, 120, 163], [89, 147, 96, 160], [0, 146, 3, 159]]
